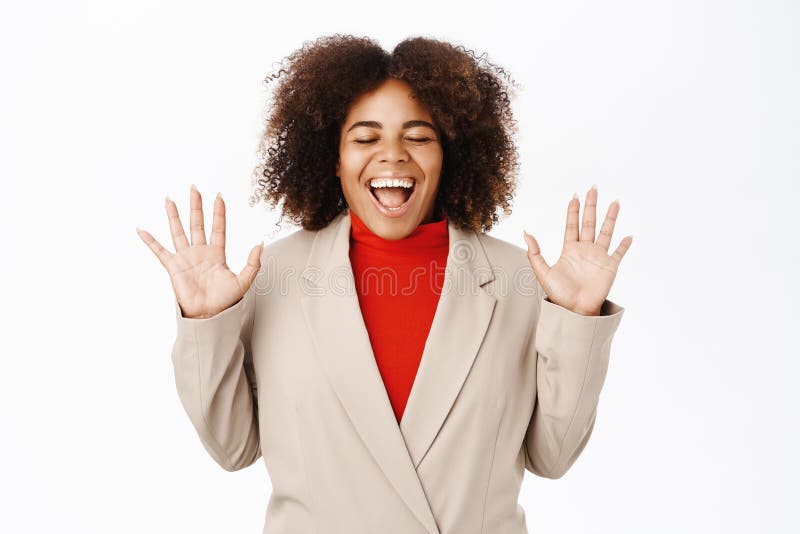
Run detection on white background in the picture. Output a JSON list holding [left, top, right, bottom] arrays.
[[1, 1, 797, 532]]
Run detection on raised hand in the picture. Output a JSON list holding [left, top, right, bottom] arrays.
[[136, 184, 264, 319], [523, 185, 632, 316]]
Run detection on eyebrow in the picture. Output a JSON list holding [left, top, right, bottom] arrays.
[[346, 120, 438, 134]]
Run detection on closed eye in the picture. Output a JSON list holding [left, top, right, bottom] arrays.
[[354, 138, 432, 144]]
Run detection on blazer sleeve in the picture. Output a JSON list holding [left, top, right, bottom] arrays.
[[523, 280, 624, 479], [170, 288, 261, 472]]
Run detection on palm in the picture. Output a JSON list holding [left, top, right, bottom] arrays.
[[524, 186, 632, 316], [169, 245, 245, 319], [136, 185, 263, 319]]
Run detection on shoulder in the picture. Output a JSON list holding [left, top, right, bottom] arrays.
[[247, 225, 318, 304], [253, 226, 317, 292], [261, 225, 316, 263], [260, 211, 346, 268], [474, 231, 543, 303], [476, 232, 531, 272]]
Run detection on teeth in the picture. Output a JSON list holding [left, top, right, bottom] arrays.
[[369, 177, 415, 188]]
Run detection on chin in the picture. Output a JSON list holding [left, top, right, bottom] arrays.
[[368, 215, 421, 240]]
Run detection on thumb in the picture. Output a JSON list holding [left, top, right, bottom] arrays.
[[237, 241, 264, 291], [522, 231, 550, 282]]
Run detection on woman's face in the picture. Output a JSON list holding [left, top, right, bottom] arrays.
[[337, 77, 444, 240]]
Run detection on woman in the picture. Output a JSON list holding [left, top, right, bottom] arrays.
[[137, 35, 631, 534]]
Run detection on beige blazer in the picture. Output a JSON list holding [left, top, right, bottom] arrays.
[[171, 208, 624, 534]]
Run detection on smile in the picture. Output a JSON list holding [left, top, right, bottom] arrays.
[[367, 178, 418, 218]]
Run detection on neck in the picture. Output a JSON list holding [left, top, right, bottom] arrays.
[[348, 209, 449, 254]]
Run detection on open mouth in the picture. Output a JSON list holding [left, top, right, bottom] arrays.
[[367, 177, 417, 217]]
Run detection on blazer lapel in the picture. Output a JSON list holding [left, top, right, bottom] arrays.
[[399, 220, 496, 469], [299, 209, 496, 534]]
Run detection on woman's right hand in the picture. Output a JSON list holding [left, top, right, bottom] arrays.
[[136, 184, 264, 319]]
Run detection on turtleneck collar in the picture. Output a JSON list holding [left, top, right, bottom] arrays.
[[348, 208, 449, 255]]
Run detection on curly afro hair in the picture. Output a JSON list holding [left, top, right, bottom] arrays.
[[249, 34, 521, 233]]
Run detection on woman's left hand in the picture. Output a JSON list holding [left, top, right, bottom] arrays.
[[523, 185, 632, 316]]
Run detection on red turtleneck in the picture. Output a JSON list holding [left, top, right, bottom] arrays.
[[348, 209, 449, 425]]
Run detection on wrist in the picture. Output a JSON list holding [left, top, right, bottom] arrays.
[[573, 306, 601, 316], [546, 296, 601, 316]]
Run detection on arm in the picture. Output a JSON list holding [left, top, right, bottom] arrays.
[[523, 280, 624, 479], [171, 287, 261, 472]]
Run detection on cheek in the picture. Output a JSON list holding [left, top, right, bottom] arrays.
[[338, 149, 368, 175], [420, 148, 444, 175], [336, 154, 365, 197], [339, 176, 359, 196]]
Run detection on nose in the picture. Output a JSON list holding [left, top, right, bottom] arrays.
[[378, 138, 410, 163]]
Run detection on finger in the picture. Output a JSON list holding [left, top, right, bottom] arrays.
[[564, 193, 580, 243], [165, 196, 190, 252], [580, 184, 598, 243], [596, 199, 620, 252], [189, 183, 206, 247], [210, 192, 226, 251], [237, 242, 265, 291], [523, 230, 551, 282], [610, 235, 633, 264], [136, 227, 174, 271]]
